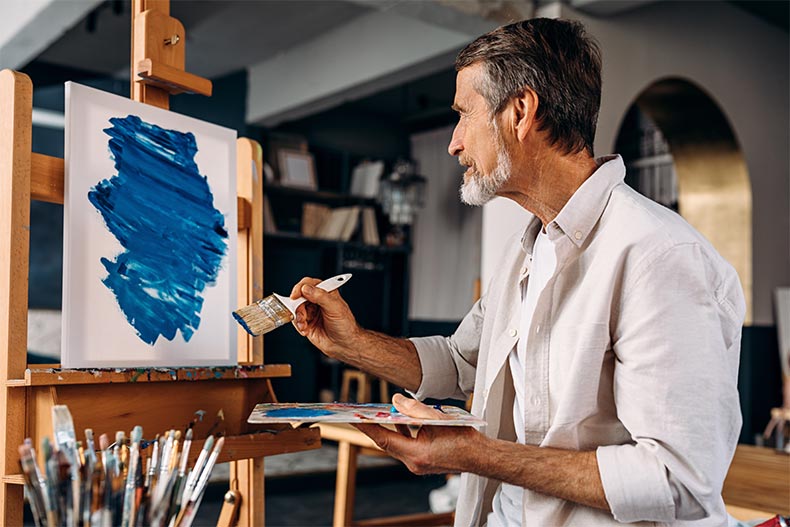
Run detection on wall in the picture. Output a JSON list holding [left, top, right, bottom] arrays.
[[409, 125, 482, 319], [481, 1, 789, 325]]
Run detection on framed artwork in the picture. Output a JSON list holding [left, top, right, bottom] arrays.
[[62, 82, 238, 368], [277, 149, 317, 190]]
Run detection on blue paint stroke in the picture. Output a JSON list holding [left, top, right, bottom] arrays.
[[264, 408, 334, 418], [88, 115, 228, 345]]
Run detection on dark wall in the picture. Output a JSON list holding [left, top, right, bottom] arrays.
[[739, 325, 783, 444]]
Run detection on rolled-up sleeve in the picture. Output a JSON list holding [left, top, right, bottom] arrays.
[[597, 242, 745, 523], [409, 296, 485, 402]]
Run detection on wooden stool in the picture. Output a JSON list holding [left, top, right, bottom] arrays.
[[317, 423, 454, 527], [340, 369, 390, 403]]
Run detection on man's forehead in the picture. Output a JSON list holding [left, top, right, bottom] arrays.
[[453, 64, 483, 106]]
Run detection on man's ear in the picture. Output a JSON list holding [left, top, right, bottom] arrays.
[[512, 87, 539, 143]]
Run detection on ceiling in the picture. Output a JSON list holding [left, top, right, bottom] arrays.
[[35, 1, 372, 79], [4, 0, 787, 129]]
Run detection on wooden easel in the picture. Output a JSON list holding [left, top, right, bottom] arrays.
[[0, 1, 320, 525]]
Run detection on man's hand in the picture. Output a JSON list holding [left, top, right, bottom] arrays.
[[354, 393, 484, 475], [287, 277, 423, 392], [289, 277, 361, 358]]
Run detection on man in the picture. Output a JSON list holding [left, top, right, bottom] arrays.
[[290, 18, 745, 526]]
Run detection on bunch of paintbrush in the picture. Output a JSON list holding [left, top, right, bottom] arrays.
[[18, 405, 224, 527]]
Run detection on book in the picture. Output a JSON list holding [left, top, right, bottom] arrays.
[[339, 206, 361, 241], [361, 206, 380, 246], [263, 195, 277, 233], [248, 402, 487, 427], [316, 206, 360, 241], [301, 202, 331, 237], [349, 160, 384, 198]]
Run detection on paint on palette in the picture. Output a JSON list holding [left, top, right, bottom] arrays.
[[87, 115, 229, 345], [262, 408, 335, 418]]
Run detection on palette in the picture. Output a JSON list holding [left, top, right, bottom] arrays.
[[247, 402, 486, 427]]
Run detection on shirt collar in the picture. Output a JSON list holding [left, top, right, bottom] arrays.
[[520, 155, 625, 252]]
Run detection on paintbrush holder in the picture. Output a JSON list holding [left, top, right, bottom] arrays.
[[17, 365, 320, 472]]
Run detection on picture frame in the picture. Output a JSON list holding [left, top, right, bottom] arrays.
[[277, 149, 317, 190]]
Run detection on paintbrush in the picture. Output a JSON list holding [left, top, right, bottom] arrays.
[[83, 429, 98, 525], [43, 437, 61, 527], [52, 404, 81, 526], [121, 426, 143, 527], [167, 428, 193, 524], [233, 273, 352, 336], [205, 409, 225, 437], [174, 436, 224, 527], [55, 450, 72, 527], [179, 435, 213, 509], [25, 438, 51, 525], [18, 444, 45, 527], [98, 433, 115, 526]]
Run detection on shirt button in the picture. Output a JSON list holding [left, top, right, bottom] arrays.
[[535, 325, 541, 334], [531, 396, 541, 406], [574, 231, 582, 240], [508, 328, 517, 337]]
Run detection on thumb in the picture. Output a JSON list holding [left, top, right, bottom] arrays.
[[392, 394, 448, 420], [301, 283, 336, 308]]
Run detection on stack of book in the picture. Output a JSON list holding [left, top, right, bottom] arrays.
[[301, 203, 379, 245]]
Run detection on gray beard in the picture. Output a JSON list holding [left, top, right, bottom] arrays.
[[459, 145, 511, 206]]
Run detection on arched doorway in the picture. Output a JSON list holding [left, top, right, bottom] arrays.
[[614, 77, 753, 323]]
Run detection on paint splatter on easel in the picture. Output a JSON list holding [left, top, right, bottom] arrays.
[[87, 115, 228, 345]]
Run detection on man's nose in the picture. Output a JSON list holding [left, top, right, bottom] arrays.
[[448, 124, 463, 156]]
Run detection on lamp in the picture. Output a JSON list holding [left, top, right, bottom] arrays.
[[378, 159, 426, 246]]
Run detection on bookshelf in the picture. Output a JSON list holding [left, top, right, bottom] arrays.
[[262, 184, 411, 403]]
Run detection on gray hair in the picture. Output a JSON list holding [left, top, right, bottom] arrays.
[[456, 18, 602, 156]]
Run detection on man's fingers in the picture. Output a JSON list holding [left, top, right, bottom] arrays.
[[289, 277, 321, 299], [353, 423, 389, 449], [392, 393, 450, 420], [299, 281, 341, 309]]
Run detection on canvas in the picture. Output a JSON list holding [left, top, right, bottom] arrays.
[[62, 82, 237, 368]]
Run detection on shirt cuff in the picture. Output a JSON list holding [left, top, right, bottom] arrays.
[[407, 335, 467, 401], [597, 444, 676, 523]]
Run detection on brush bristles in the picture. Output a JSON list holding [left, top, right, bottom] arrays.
[[233, 295, 293, 336]]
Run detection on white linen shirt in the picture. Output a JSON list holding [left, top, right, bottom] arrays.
[[410, 155, 746, 527]]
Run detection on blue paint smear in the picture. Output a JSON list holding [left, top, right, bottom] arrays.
[[264, 408, 334, 418], [88, 115, 228, 345]]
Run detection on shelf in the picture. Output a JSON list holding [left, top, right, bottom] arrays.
[[265, 184, 377, 206], [265, 231, 410, 253], [2, 427, 322, 485], [8, 364, 292, 387]]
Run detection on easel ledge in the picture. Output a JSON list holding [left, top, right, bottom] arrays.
[[7, 364, 292, 387]]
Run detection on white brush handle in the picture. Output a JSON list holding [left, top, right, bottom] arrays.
[[276, 274, 352, 314]]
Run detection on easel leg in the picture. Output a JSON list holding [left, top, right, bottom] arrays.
[[333, 441, 359, 527], [0, 69, 33, 527], [230, 457, 264, 527], [0, 379, 26, 525], [0, 482, 24, 527]]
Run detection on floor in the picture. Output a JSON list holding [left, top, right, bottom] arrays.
[[195, 443, 447, 526]]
